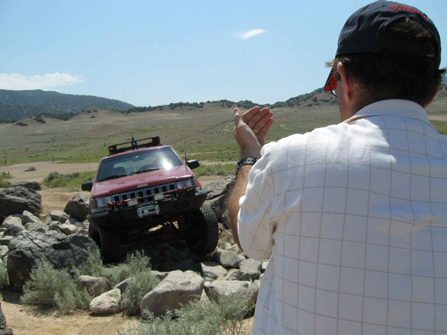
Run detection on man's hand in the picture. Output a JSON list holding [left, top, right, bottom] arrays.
[[233, 106, 273, 159]]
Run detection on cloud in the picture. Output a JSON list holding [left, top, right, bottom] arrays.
[[235, 29, 266, 40], [0, 72, 84, 90]]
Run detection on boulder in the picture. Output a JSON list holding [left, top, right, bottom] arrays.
[[1, 215, 22, 229], [201, 261, 228, 281], [239, 259, 262, 280], [0, 302, 12, 335], [0, 187, 41, 217], [225, 270, 251, 281], [3, 225, 25, 238], [204, 280, 259, 310], [114, 278, 133, 293], [21, 210, 42, 225], [78, 275, 112, 297], [212, 248, 245, 269], [10, 181, 41, 191], [0, 247, 8, 259], [59, 223, 78, 235], [89, 288, 121, 315], [7, 231, 97, 291], [140, 270, 204, 317], [22, 210, 46, 232], [0, 237, 13, 246], [50, 210, 69, 224], [64, 193, 89, 222], [204, 176, 235, 223]]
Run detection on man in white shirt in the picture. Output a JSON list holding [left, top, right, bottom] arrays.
[[229, 1, 447, 334]]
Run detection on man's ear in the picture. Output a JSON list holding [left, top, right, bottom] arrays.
[[337, 62, 355, 103]]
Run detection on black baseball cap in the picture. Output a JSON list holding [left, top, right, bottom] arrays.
[[324, 1, 441, 93]]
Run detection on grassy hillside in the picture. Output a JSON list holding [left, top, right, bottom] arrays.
[[0, 89, 134, 121], [1, 86, 446, 166]]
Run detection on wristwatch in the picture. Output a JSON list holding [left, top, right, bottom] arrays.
[[235, 157, 257, 175]]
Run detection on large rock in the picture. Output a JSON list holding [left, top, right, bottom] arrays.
[[50, 210, 69, 224], [204, 176, 235, 222], [89, 288, 121, 315], [239, 259, 262, 280], [64, 193, 89, 221], [204, 280, 259, 310], [1, 215, 22, 228], [140, 270, 204, 317], [0, 187, 41, 217], [7, 230, 98, 291], [201, 261, 228, 281], [10, 181, 41, 191], [0, 302, 12, 335], [213, 248, 245, 268], [77, 275, 112, 297], [21, 210, 42, 226]]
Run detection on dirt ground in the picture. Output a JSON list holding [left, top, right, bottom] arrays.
[[1, 291, 139, 335], [0, 161, 243, 335]]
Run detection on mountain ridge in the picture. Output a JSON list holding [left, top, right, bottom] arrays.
[[0, 89, 134, 121]]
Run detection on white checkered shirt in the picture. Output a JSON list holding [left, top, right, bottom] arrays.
[[238, 99, 447, 335]]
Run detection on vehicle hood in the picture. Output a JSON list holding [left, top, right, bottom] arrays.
[[92, 165, 194, 198]]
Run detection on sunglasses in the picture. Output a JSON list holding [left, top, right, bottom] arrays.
[[324, 71, 337, 97]]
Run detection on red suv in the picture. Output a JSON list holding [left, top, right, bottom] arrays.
[[82, 136, 218, 263]]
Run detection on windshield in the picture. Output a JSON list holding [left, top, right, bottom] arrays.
[[96, 147, 183, 182]]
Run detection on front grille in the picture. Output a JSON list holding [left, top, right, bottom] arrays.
[[111, 182, 177, 205]]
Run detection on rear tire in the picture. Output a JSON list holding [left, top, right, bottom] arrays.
[[88, 224, 121, 263], [185, 205, 218, 256]]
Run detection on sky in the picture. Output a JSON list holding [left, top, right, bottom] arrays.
[[1, 0, 446, 107]]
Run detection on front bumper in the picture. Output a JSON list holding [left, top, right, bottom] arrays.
[[87, 189, 207, 231]]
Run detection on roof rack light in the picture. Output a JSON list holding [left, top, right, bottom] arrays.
[[108, 136, 161, 155]]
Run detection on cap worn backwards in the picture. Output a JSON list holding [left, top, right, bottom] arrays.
[[324, 1, 441, 93]]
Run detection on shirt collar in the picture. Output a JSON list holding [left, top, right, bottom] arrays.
[[343, 99, 435, 130]]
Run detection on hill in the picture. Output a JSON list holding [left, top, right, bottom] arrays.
[[124, 87, 338, 115], [0, 90, 134, 121]]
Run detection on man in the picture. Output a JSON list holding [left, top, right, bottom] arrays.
[[229, 1, 447, 334]]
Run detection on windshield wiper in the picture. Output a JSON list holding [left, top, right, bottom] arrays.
[[99, 174, 128, 182], [135, 168, 160, 174]]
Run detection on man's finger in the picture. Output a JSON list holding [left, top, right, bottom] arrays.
[[242, 106, 261, 123], [233, 108, 244, 128]]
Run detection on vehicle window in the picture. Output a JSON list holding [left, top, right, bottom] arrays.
[[96, 147, 183, 182]]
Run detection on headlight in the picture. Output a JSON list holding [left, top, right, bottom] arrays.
[[177, 178, 194, 189], [95, 196, 112, 208]]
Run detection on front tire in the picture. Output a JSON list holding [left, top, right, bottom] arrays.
[[185, 205, 218, 256], [88, 224, 121, 263]]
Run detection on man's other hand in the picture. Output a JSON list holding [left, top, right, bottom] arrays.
[[233, 106, 273, 159]]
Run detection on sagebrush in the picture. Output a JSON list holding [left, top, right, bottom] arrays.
[[20, 249, 158, 315], [120, 294, 252, 335]]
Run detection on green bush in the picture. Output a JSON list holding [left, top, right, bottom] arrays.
[[0, 179, 10, 188], [21, 259, 92, 313], [121, 294, 251, 335], [20, 250, 159, 315], [0, 263, 8, 289], [43, 171, 95, 191], [78, 250, 154, 287], [120, 269, 160, 315]]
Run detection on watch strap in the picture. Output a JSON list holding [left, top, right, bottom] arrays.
[[235, 157, 257, 175]]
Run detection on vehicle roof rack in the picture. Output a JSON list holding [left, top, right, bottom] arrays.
[[108, 136, 161, 155]]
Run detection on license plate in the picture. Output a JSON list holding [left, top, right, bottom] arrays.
[[137, 204, 160, 218]]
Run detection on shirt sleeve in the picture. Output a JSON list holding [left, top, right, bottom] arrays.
[[237, 143, 276, 261]]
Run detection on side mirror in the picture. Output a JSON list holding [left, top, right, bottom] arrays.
[[82, 181, 93, 191], [187, 160, 200, 169]]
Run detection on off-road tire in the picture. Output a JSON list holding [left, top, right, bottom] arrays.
[[185, 204, 218, 256], [88, 224, 121, 263]]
